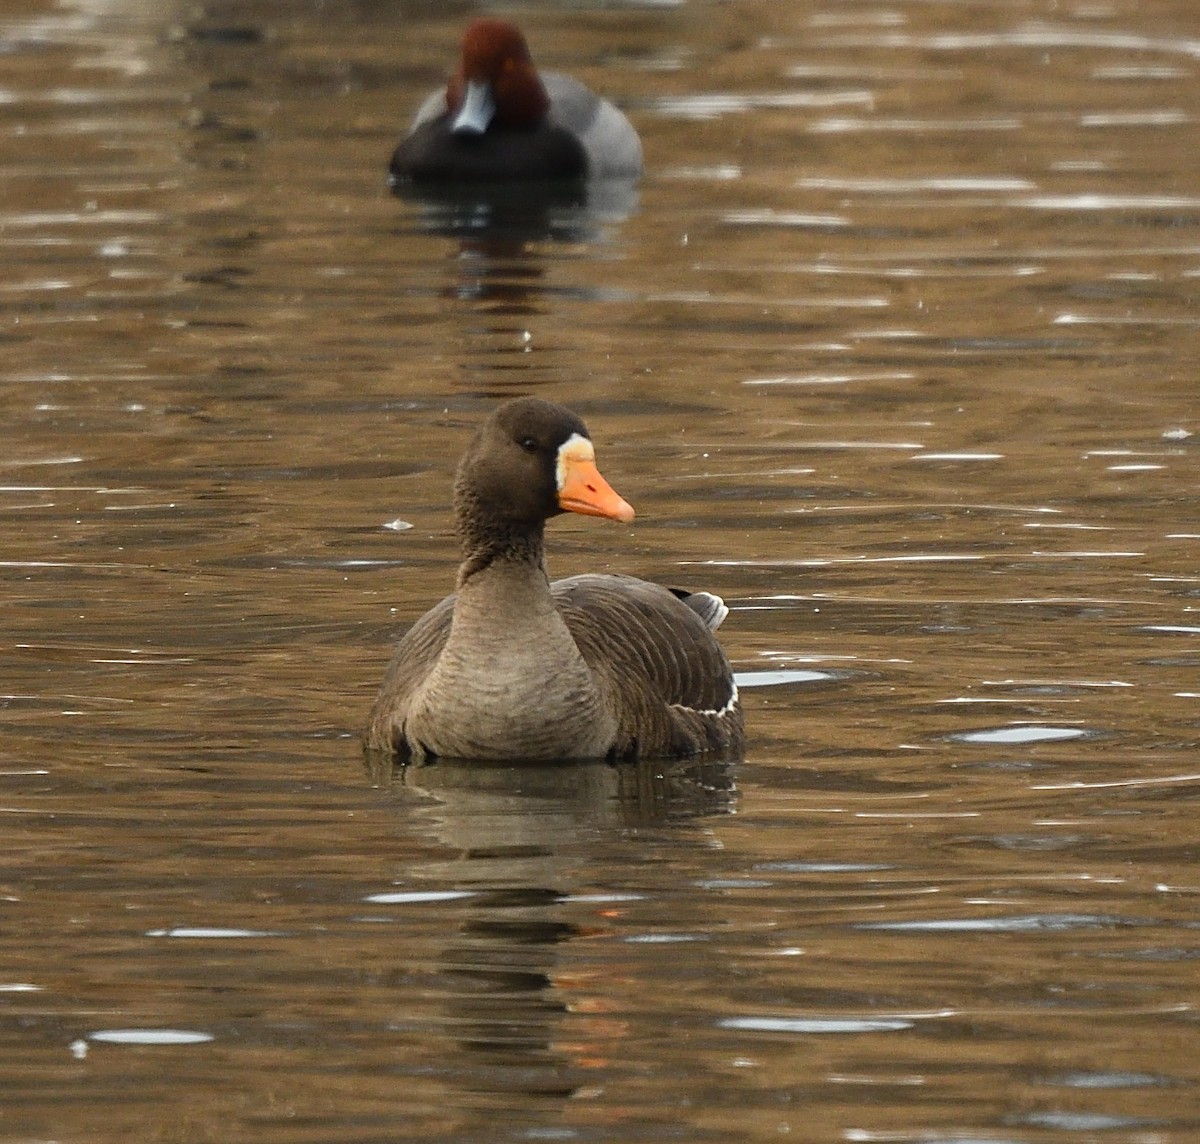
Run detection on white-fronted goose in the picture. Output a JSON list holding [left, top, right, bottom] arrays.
[[365, 398, 743, 762]]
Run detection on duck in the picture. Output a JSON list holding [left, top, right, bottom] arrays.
[[389, 18, 643, 184], [365, 397, 743, 763]]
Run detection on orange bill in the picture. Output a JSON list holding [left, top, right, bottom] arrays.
[[557, 451, 635, 523]]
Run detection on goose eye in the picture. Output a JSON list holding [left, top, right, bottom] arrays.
[[518, 436, 539, 454]]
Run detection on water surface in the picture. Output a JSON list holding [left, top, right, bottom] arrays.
[[2, 0, 1199, 1140]]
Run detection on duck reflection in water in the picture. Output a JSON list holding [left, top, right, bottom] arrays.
[[389, 18, 641, 243]]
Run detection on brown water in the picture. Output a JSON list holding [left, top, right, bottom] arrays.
[[3, 0, 1200, 1140]]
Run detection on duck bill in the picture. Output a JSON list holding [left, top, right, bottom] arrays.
[[558, 455, 635, 523], [452, 78, 496, 135]]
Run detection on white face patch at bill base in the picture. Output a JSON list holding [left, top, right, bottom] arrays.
[[555, 433, 596, 491]]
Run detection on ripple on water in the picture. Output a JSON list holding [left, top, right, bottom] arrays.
[[88, 1029, 214, 1045], [1041, 1070, 1169, 1089], [950, 725, 1095, 745], [650, 90, 873, 120], [625, 933, 708, 945], [145, 927, 284, 939], [1017, 1111, 1161, 1131], [911, 451, 1004, 462], [363, 889, 476, 905], [857, 913, 1143, 934], [734, 668, 840, 688], [720, 1009, 953, 1035], [720, 1016, 913, 1034], [754, 861, 893, 874]]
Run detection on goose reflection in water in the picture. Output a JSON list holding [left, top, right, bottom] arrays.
[[368, 756, 736, 1109]]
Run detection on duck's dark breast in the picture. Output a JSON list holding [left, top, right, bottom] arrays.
[[390, 116, 589, 182]]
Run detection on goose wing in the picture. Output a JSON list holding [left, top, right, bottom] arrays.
[[364, 593, 455, 754], [551, 573, 742, 755]]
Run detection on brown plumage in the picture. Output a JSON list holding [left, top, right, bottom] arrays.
[[364, 398, 743, 762]]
